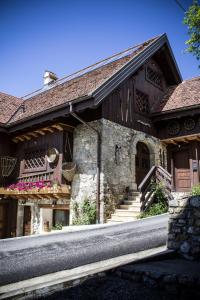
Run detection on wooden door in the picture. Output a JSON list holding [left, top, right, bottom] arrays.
[[136, 142, 150, 187], [23, 206, 31, 236], [0, 204, 7, 239], [174, 150, 191, 192]]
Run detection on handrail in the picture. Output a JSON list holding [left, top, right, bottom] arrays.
[[139, 165, 172, 211], [138, 166, 156, 192], [157, 165, 172, 177]]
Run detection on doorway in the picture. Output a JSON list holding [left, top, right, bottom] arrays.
[[136, 142, 150, 187], [0, 203, 8, 239], [23, 206, 31, 236], [173, 149, 191, 192]]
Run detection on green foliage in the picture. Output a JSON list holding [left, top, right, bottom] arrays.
[[72, 198, 96, 225], [191, 184, 200, 195], [151, 181, 167, 202], [52, 223, 63, 230], [184, 1, 200, 65], [139, 201, 168, 219], [139, 181, 168, 219]]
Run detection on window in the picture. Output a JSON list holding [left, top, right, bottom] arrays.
[[135, 89, 149, 114], [23, 149, 47, 173], [146, 66, 162, 89], [53, 210, 69, 226]]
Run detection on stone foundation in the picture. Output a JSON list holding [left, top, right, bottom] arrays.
[[168, 195, 200, 260]]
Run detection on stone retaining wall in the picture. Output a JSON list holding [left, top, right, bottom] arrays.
[[114, 261, 200, 298], [168, 195, 200, 260]]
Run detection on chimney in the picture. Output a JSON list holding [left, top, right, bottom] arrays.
[[43, 71, 58, 86]]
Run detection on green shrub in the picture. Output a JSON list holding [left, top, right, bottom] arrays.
[[191, 185, 200, 196], [139, 181, 168, 219], [52, 223, 63, 230], [140, 201, 168, 219], [72, 198, 96, 225]]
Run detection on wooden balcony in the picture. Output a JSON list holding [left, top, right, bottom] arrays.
[[0, 184, 71, 200]]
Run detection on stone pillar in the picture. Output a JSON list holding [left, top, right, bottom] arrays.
[[31, 204, 40, 235], [168, 195, 200, 260], [16, 205, 24, 237]]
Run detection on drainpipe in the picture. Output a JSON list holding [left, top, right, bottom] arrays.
[[69, 103, 101, 224]]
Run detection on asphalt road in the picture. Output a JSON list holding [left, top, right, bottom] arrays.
[[0, 214, 168, 286]]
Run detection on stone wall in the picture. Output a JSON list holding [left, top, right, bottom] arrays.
[[168, 195, 200, 260], [71, 118, 166, 223]]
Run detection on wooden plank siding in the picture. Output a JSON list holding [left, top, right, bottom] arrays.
[[102, 58, 168, 136]]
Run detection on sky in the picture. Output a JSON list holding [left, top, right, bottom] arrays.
[[0, 0, 199, 97]]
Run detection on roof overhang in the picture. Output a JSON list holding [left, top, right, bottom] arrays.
[[3, 34, 182, 133], [152, 105, 200, 122], [162, 133, 200, 145]]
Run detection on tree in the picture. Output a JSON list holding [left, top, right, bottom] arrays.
[[184, 0, 200, 65]]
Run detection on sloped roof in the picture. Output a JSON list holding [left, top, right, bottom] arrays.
[[0, 92, 23, 124], [8, 36, 159, 124], [154, 76, 200, 113]]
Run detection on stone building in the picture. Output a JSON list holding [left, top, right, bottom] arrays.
[[0, 33, 199, 237]]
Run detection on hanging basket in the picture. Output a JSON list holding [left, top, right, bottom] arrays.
[[0, 156, 17, 177], [62, 162, 76, 182]]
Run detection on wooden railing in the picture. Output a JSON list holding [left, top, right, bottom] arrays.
[[138, 165, 172, 212], [17, 171, 54, 183]]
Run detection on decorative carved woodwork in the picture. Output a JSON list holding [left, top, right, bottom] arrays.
[[135, 89, 149, 114], [184, 118, 195, 131], [167, 121, 180, 136], [23, 149, 46, 173], [146, 66, 162, 89]]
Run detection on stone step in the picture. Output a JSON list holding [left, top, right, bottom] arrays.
[[129, 191, 140, 196], [128, 195, 141, 201], [119, 204, 141, 212], [123, 200, 140, 205], [114, 210, 140, 217]]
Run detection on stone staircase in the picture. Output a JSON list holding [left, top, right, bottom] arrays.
[[107, 191, 142, 223]]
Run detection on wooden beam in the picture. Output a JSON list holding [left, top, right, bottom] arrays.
[[12, 138, 19, 143], [17, 136, 25, 142], [58, 123, 75, 132], [34, 130, 45, 136], [28, 132, 38, 138], [21, 135, 31, 141], [182, 138, 189, 143], [51, 124, 63, 131], [42, 127, 54, 133], [170, 140, 177, 145]]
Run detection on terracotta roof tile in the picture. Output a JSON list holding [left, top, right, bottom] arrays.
[[8, 36, 158, 124], [154, 77, 200, 113], [0, 92, 23, 124]]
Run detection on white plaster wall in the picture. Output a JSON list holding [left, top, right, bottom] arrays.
[[40, 208, 53, 232]]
